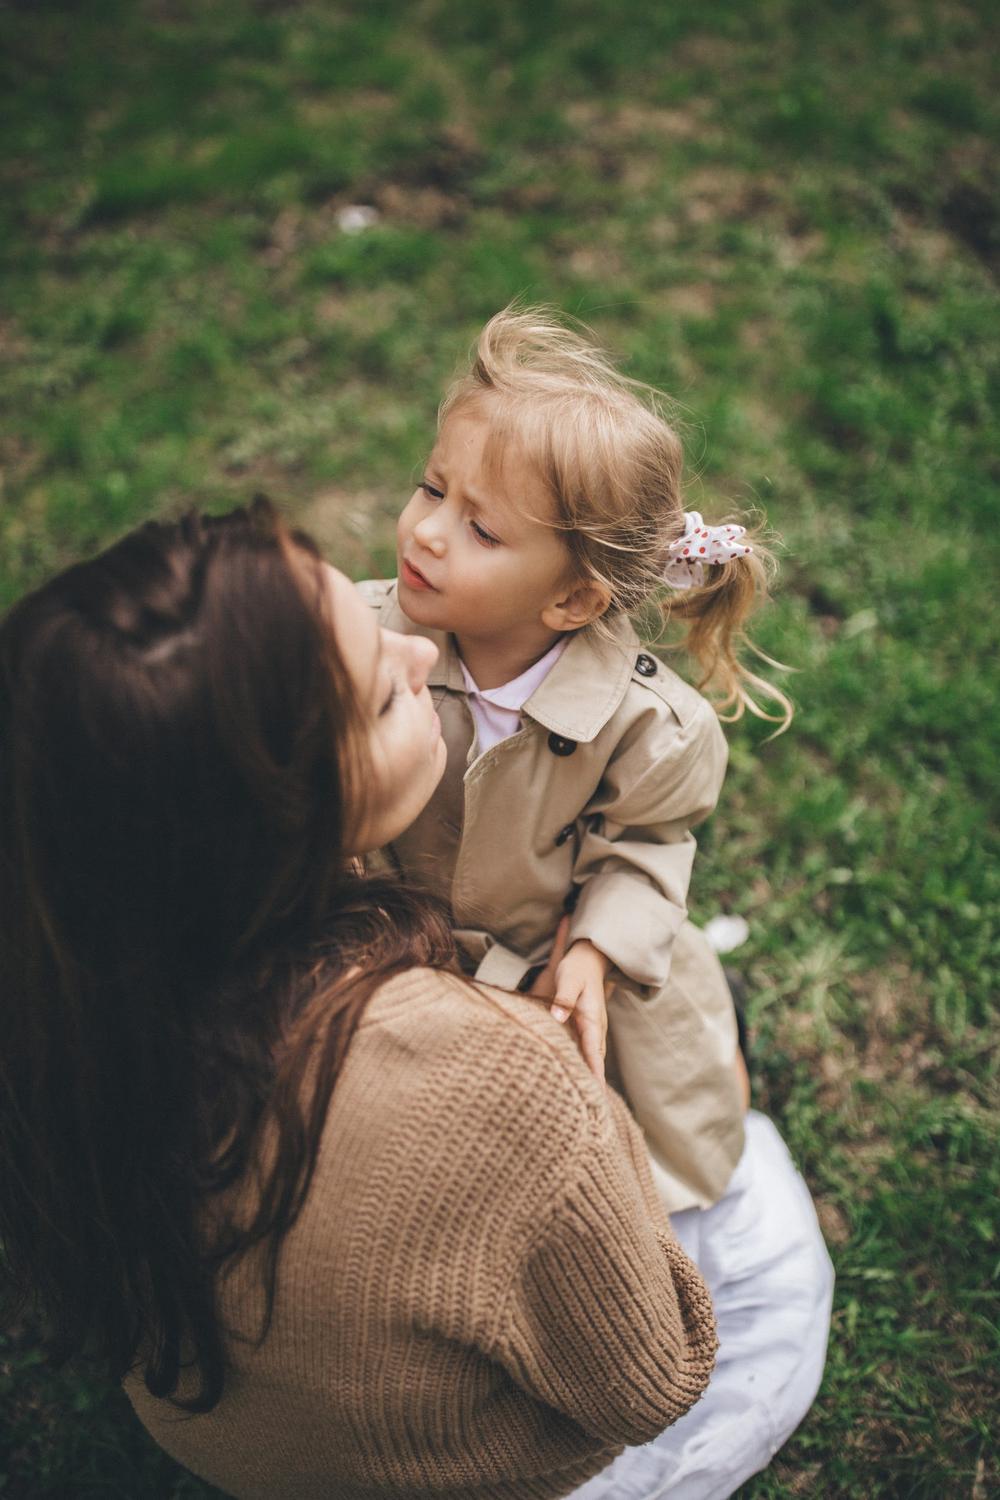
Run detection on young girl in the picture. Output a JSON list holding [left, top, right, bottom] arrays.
[[359, 306, 788, 1212]]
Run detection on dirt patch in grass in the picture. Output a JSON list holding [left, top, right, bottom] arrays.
[[297, 485, 385, 575], [815, 1195, 851, 1245], [794, 962, 937, 1105], [372, 181, 468, 229], [259, 205, 306, 268], [567, 243, 628, 282], [218, 451, 304, 495], [0, 316, 31, 361], [566, 99, 713, 141], [659, 282, 718, 318], [681, 166, 780, 224], [559, 100, 727, 194], [0, 432, 39, 491], [851, 968, 938, 1086]]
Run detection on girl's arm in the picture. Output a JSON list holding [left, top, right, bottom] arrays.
[[566, 690, 727, 993]]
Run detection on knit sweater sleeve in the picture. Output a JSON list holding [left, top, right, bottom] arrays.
[[493, 1081, 718, 1446]]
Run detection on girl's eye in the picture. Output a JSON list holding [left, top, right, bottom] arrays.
[[379, 680, 404, 717], [470, 519, 500, 548], [421, 481, 444, 500]]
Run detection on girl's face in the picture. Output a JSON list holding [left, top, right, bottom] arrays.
[[396, 407, 575, 641], [324, 565, 446, 852]]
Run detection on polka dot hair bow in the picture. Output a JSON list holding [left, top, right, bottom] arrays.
[[662, 511, 752, 590]]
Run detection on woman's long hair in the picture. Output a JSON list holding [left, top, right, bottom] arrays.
[[0, 499, 453, 1411]]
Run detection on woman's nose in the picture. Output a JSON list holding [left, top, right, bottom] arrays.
[[407, 634, 438, 691]]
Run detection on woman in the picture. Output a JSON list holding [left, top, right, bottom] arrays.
[[0, 500, 831, 1499]]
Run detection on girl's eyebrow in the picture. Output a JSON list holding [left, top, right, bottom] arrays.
[[426, 462, 499, 516]]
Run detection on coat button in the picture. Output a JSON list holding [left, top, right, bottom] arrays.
[[547, 732, 577, 757], [555, 823, 575, 846], [635, 652, 658, 677]]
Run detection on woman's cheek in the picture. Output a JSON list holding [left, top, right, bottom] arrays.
[[368, 740, 390, 799], [395, 710, 423, 780]]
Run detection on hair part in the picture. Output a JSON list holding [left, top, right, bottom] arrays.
[[441, 304, 792, 730], [0, 498, 455, 1411]]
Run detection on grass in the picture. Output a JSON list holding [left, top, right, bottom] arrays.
[[1, 0, 998, 1494]]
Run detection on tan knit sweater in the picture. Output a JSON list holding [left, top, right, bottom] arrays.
[[125, 968, 717, 1499]]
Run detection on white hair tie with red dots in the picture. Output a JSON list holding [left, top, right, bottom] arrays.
[[662, 511, 752, 590]]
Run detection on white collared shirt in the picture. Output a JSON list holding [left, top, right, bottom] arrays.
[[459, 635, 571, 755]]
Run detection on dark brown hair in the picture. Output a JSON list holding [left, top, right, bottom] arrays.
[[0, 499, 453, 1411]]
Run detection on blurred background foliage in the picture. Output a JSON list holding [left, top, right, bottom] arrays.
[[1, 0, 998, 1494]]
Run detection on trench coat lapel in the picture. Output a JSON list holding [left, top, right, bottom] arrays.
[[522, 614, 639, 744], [376, 582, 640, 740]]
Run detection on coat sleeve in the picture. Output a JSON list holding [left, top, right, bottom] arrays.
[[469, 937, 536, 990], [493, 1084, 717, 1445], [566, 692, 727, 990]]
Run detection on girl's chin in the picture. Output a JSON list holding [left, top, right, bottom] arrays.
[[398, 586, 448, 625]]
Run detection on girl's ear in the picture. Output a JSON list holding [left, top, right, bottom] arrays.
[[541, 579, 613, 632]]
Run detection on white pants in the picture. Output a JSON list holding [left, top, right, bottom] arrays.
[[567, 1112, 835, 1500]]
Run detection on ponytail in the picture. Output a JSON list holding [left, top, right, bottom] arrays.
[[659, 521, 793, 732]]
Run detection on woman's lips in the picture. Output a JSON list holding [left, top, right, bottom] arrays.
[[401, 558, 437, 591]]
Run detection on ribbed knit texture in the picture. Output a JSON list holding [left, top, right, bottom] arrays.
[[125, 969, 717, 1499]]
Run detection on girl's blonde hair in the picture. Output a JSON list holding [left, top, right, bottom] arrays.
[[440, 304, 791, 730]]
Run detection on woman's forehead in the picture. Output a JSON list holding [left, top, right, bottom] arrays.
[[324, 565, 380, 692]]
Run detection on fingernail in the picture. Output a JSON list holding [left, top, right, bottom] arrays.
[[551, 1006, 569, 1023]]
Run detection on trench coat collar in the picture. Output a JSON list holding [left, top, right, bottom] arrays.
[[522, 614, 638, 742], [377, 583, 639, 743]]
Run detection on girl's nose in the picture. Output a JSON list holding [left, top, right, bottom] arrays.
[[412, 515, 446, 556]]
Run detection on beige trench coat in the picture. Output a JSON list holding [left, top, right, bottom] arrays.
[[359, 580, 744, 1210]]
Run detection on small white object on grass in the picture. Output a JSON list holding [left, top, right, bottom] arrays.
[[704, 913, 750, 954], [336, 204, 379, 234]]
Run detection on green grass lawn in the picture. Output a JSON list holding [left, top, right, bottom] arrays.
[[2, 0, 998, 1494]]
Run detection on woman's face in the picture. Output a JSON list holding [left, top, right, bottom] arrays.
[[324, 565, 446, 853]]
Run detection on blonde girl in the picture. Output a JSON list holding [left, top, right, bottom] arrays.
[[360, 305, 789, 1212]]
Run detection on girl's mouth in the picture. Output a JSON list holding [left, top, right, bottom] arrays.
[[401, 558, 437, 592]]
